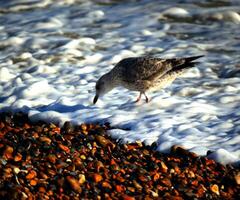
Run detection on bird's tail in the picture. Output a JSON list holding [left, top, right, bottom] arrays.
[[184, 55, 204, 63], [171, 55, 204, 72]]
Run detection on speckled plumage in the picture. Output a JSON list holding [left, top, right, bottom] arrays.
[[93, 55, 203, 104]]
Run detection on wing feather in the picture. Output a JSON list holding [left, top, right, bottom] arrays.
[[113, 56, 203, 83], [115, 57, 169, 82]]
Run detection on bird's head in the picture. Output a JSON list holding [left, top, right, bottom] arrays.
[[93, 73, 114, 104]]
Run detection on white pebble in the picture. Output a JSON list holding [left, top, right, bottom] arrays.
[[19, 52, 32, 60], [87, 10, 105, 19], [84, 53, 103, 64], [0, 67, 15, 82], [212, 11, 240, 24], [78, 37, 96, 45], [141, 29, 153, 36], [162, 7, 190, 18]]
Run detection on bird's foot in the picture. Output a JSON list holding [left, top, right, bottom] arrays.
[[134, 92, 150, 103], [135, 98, 141, 103], [143, 92, 149, 103], [145, 97, 149, 103], [135, 93, 142, 103]]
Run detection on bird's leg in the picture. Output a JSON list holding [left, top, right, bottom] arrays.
[[143, 92, 149, 103], [135, 92, 142, 102]]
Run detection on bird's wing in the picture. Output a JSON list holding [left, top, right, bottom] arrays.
[[115, 57, 178, 83], [116, 56, 203, 83], [145, 55, 204, 81]]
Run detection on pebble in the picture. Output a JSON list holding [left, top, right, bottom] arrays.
[[26, 170, 37, 180], [92, 173, 103, 183], [235, 172, 240, 185], [66, 176, 82, 193], [210, 184, 220, 195], [78, 174, 86, 184], [161, 7, 190, 18]]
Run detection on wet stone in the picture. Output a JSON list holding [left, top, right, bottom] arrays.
[[66, 176, 82, 193], [62, 121, 74, 134]]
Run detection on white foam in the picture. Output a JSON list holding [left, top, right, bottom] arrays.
[[208, 149, 239, 165]]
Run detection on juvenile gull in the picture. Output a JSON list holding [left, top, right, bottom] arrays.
[[93, 55, 203, 104]]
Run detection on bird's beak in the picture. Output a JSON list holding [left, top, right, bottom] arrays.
[[93, 94, 99, 104]]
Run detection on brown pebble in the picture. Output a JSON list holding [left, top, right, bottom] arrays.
[[62, 121, 74, 135], [116, 185, 125, 193], [95, 160, 104, 172], [4, 168, 12, 174], [133, 180, 142, 190], [32, 132, 39, 139], [92, 173, 103, 183], [39, 172, 48, 180], [122, 194, 135, 200], [160, 178, 172, 187], [153, 173, 160, 181], [191, 180, 198, 187], [47, 190, 54, 196], [47, 169, 56, 176], [188, 152, 198, 159], [4, 145, 14, 159], [39, 136, 51, 144], [205, 158, 216, 166], [46, 154, 57, 164], [66, 176, 82, 193], [174, 166, 181, 174], [30, 179, 38, 186], [234, 172, 240, 185], [78, 174, 86, 185], [58, 144, 70, 153], [149, 189, 158, 197], [170, 145, 190, 157], [127, 186, 135, 193], [210, 184, 220, 195], [95, 135, 115, 149], [26, 170, 37, 180], [160, 161, 168, 173], [80, 124, 87, 131], [73, 158, 82, 168], [24, 123, 31, 129], [0, 121, 5, 129], [38, 186, 46, 193], [127, 144, 141, 151], [14, 152, 22, 162], [102, 181, 112, 189], [138, 175, 149, 182], [56, 161, 68, 169], [188, 170, 195, 178], [196, 184, 207, 198]]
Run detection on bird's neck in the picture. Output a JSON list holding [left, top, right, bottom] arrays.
[[107, 71, 120, 87]]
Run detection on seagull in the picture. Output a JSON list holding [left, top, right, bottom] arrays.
[[93, 55, 203, 104]]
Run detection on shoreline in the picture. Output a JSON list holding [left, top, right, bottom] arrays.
[[0, 112, 239, 199]]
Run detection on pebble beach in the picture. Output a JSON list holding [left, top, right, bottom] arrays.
[[0, 112, 239, 199], [0, 0, 240, 198]]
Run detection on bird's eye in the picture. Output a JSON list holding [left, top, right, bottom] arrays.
[[96, 85, 100, 90]]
